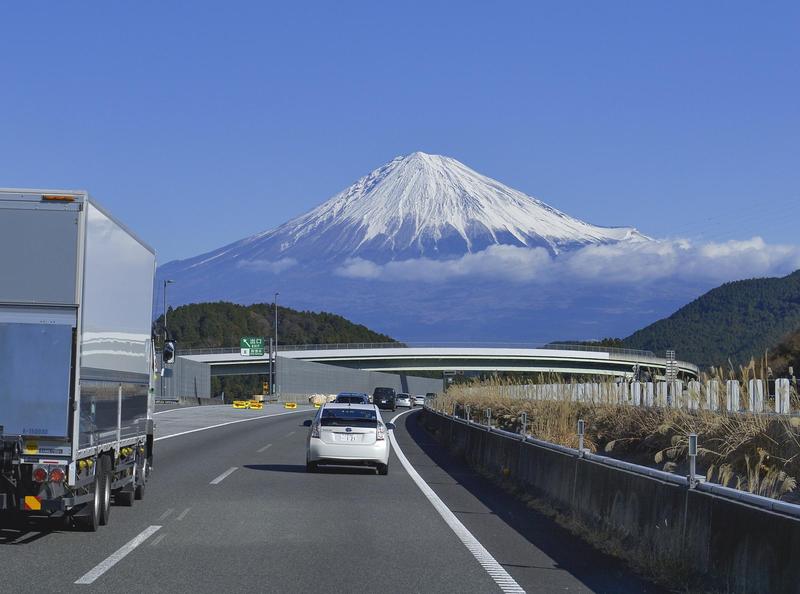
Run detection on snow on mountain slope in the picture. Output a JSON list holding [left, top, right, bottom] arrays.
[[163, 151, 648, 273]]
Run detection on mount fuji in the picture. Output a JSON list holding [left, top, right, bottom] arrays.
[[158, 152, 665, 341]]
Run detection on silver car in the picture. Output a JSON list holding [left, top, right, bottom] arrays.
[[413, 394, 426, 406], [395, 393, 412, 408]]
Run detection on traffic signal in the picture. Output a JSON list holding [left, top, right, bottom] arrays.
[[163, 341, 175, 365]]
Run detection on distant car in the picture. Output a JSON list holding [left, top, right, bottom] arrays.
[[372, 387, 396, 411], [305, 404, 391, 475], [413, 394, 426, 406], [334, 392, 370, 404], [395, 393, 412, 408], [425, 392, 437, 400]]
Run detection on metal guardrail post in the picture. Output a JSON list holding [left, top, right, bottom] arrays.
[[688, 433, 698, 487], [520, 412, 527, 440], [577, 419, 585, 455]]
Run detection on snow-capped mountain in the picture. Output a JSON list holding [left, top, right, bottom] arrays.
[[165, 152, 647, 274], [158, 152, 658, 341]]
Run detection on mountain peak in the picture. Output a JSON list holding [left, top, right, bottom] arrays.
[[166, 153, 648, 270]]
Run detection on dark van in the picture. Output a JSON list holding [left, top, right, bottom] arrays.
[[372, 387, 396, 411]]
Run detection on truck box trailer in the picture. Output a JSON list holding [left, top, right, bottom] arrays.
[[0, 188, 156, 531]]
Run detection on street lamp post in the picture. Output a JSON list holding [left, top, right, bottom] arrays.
[[273, 292, 279, 395], [161, 279, 174, 400]]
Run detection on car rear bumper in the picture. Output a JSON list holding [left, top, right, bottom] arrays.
[[308, 440, 389, 465]]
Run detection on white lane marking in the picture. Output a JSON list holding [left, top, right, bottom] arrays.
[[154, 409, 307, 442], [75, 525, 162, 584], [389, 411, 526, 594], [157, 508, 174, 521], [175, 507, 191, 521], [149, 533, 167, 547], [152, 405, 227, 415], [210, 466, 238, 485], [257, 444, 272, 453], [286, 431, 295, 437]]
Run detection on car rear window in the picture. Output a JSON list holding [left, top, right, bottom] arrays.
[[321, 409, 378, 427], [335, 395, 366, 403]]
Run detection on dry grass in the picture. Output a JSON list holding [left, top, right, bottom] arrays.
[[434, 377, 800, 501]]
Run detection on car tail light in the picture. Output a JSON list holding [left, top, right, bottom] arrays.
[[311, 422, 320, 439], [32, 467, 48, 483], [48, 467, 65, 483], [376, 423, 385, 441]]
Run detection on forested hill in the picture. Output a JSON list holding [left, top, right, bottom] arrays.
[[623, 270, 800, 367], [156, 302, 395, 349]]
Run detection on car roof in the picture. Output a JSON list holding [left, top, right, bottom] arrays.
[[324, 403, 377, 410]]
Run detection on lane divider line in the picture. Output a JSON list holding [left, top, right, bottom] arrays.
[[75, 525, 162, 584], [257, 444, 272, 453], [157, 508, 174, 521], [153, 405, 228, 415], [286, 431, 295, 437], [210, 466, 238, 485], [149, 533, 167, 547], [389, 410, 526, 594], [175, 507, 191, 521], [154, 409, 308, 442]]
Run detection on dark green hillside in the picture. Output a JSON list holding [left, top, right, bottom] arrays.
[[154, 301, 395, 398], [623, 270, 800, 367], [155, 301, 394, 349]]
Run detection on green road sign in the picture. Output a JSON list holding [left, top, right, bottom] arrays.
[[240, 336, 265, 357]]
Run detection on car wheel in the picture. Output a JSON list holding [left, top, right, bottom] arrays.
[[377, 463, 388, 476], [306, 461, 317, 473]]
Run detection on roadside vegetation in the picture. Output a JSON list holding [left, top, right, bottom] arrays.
[[435, 372, 800, 502]]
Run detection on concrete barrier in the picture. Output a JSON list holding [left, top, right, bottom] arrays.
[[420, 408, 800, 593]]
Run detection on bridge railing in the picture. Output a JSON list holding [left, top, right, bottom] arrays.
[[176, 341, 658, 359]]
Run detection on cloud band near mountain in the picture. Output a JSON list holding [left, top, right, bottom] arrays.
[[335, 237, 800, 285]]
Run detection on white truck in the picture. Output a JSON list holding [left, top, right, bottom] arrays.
[[0, 189, 156, 531]]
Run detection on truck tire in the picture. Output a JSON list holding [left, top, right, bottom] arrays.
[[134, 458, 147, 501], [115, 482, 134, 507], [75, 472, 102, 532], [98, 456, 112, 526]]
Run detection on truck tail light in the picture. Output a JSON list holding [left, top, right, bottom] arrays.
[[311, 422, 320, 439], [376, 423, 385, 441], [48, 467, 65, 483], [32, 467, 47, 483]]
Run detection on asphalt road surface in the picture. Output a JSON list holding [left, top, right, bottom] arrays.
[[0, 405, 663, 593]]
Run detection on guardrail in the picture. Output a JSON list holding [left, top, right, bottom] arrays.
[[420, 404, 800, 591]]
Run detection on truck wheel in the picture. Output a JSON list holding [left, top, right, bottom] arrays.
[[134, 458, 147, 501], [98, 456, 112, 526], [75, 472, 102, 532], [115, 483, 134, 507]]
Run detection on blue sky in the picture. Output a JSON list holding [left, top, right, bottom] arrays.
[[1, 2, 797, 264]]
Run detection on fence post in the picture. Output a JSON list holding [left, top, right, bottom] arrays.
[[748, 379, 764, 413], [687, 380, 701, 411], [688, 433, 698, 486], [465, 404, 471, 424], [485, 408, 492, 430], [520, 412, 527, 440], [706, 379, 719, 411], [577, 419, 585, 454], [632, 381, 641, 406]]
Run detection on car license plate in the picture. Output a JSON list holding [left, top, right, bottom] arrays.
[[339, 433, 357, 442]]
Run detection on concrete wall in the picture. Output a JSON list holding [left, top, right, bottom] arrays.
[[420, 409, 800, 593], [276, 356, 442, 402]]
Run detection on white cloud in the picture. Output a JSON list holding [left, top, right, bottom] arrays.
[[236, 258, 298, 274], [335, 238, 800, 286]]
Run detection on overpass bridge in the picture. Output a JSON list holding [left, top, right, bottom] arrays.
[[178, 342, 699, 379]]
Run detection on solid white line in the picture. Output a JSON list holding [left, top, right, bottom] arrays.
[[210, 466, 238, 485], [257, 444, 272, 453], [75, 525, 162, 584], [154, 409, 307, 442], [152, 405, 227, 415], [389, 411, 526, 594]]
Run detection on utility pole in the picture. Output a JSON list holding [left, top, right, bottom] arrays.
[[273, 292, 279, 395], [161, 279, 174, 400]]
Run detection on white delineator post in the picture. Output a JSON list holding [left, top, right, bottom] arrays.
[[775, 378, 791, 414], [726, 380, 740, 412]]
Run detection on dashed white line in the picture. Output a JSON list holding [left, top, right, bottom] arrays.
[[210, 466, 238, 485], [75, 525, 162, 584], [257, 444, 272, 453], [175, 507, 191, 521], [157, 508, 174, 521], [149, 533, 167, 547], [286, 431, 295, 437], [389, 410, 526, 594]]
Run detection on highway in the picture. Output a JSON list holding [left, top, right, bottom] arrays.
[[0, 405, 662, 593]]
